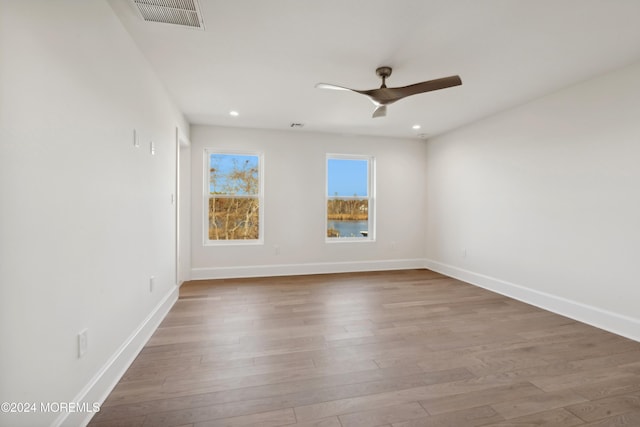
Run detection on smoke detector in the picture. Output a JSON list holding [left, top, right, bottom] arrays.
[[132, 0, 205, 30]]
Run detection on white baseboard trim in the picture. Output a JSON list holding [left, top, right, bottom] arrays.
[[424, 259, 640, 343], [191, 258, 427, 280], [54, 286, 179, 427]]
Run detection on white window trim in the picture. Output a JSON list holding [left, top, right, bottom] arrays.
[[325, 153, 376, 243], [203, 149, 264, 246]]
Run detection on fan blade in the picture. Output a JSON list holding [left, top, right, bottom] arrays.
[[394, 75, 462, 97], [372, 105, 386, 118], [315, 83, 355, 92], [366, 75, 462, 104]]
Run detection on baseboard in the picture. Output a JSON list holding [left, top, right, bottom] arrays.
[[191, 258, 426, 280], [424, 259, 640, 343], [54, 286, 179, 427]]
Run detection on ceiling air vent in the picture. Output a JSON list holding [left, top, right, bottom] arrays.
[[132, 0, 205, 30]]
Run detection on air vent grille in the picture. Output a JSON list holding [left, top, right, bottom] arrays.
[[133, 0, 204, 29]]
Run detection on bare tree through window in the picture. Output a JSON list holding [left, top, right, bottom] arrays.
[[207, 152, 261, 241]]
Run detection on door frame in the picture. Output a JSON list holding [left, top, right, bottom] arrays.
[[175, 126, 190, 286]]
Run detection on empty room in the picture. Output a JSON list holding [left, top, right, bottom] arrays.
[[2, 1, 640, 426]]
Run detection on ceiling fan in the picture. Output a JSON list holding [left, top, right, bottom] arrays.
[[316, 67, 462, 118]]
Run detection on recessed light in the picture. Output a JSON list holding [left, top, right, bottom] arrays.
[[229, 111, 239, 117], [412, 124, 421, 130]]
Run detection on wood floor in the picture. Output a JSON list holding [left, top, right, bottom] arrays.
[[89, 269, 640, 427]]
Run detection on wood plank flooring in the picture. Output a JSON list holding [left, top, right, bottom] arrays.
[[89, 269, 640, 426]]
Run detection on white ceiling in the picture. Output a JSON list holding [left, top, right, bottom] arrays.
[[109, 0, 640, 139]]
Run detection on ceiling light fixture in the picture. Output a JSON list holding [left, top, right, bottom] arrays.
[[229, 111, 239, 117], [412, 124, 421, 130]]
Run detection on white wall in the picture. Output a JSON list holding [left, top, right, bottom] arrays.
[[0, 2, 187, 426], [190, 125, 427, 278], [425, 61, 640, 340]]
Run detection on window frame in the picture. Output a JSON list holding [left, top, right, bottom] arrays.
[[203, 149, 264, 246], [325, 153, 376, 243]]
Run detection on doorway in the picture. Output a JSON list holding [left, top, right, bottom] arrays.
[[175, 127, 190, 286]]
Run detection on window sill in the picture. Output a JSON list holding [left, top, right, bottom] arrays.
[[325, 238, 376, 244], [204, 240, 264, 247]]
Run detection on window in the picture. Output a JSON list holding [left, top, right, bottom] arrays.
[[326, 154, 375, 241], [205, 150, 263, 244]]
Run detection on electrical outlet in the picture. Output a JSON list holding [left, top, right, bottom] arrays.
[[78, 329, 88, 358], [462, 248, 467, 258], [150, 141, 155, 155], [149, 276, 155, 293], [274, 245, 280, 255], [133, 129, 140, 148]]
